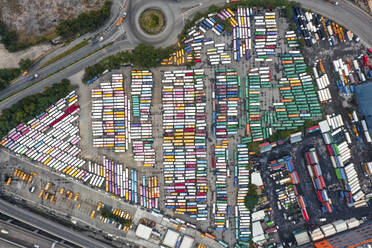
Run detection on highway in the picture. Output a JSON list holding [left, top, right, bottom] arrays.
[[0, 199, 111, 248]]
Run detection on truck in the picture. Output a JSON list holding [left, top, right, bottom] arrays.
[[325, 0, 338, 5], [116, 12, 127, 26]]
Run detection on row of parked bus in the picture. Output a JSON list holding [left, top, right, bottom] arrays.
[[140, 176, 159, 209], [206, 43, 232, 65], [234, 144, 251, 245], [213, 141, 229, 231], [162, 69, 208, 220], [221, 7, 252, 62], [245, 67, 272, 143], [213, 69, 241, 139], [129, 70, 155, 167], [103, 156, 138, 204], [91, 74, 126, 152], [1, 91, 86, 176], [253, 12, 277, 62]]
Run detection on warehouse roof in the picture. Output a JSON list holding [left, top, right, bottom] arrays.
[[179, 235, 194, 248], [162, 229, 180, 248], [293, 229, 310, 245], [135, 224, 152, 240], [252, 210, 265, 222], [319, 120, 330, 133], [252, 221, 266, 244], [355, 81, 372, 136], [251, 171, 263, 187]]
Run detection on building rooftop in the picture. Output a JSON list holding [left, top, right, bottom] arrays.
[[314, 220, 372, 248], [319, 120, 330, 133], [135, 224, 152, 240], [162, 229, 180, 248], [179, 235, 194, 248], [355, 81, 372, 136], [251, 171, 263, 187], [293, 229, 310, 246]]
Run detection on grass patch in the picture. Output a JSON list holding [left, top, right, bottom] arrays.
[[139, 9, 166, 35], [40, 40, 89, 69]]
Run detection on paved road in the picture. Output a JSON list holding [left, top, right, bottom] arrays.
[[0, 199, 111, 248], [0, 0, 371, 112], [0, 217, 71, 248]]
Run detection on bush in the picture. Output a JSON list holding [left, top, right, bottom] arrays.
[[0, 21, 33, 52], [56, 1, 112, 39], [0, 79, 76, 138], [19, 58, 33, 71], [0, 68, 21, 90], [248, 142, 260, 155]]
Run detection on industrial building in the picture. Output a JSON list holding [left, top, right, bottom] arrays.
[[314, 220, 372, 248]]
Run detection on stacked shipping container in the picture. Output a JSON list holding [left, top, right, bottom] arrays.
[[304, 148, 333, 213]]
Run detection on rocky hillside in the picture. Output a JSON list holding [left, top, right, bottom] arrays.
[[0, 0, 105, 39]]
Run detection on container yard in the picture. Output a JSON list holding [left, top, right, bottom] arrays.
[[269, 156, 309, 222], [304, 148, 333, 213]]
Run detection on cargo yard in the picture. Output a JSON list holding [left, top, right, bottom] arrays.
[[0, 3, 372, 248]]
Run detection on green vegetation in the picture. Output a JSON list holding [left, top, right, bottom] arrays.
[[100, 209, 132, 226], [40, 40, 89, 69], [0, 21, 47, 52], [56, 1, 112, 39], [0, 68, 21, 90], [178, 0, 297, 41], [267, 119, 319, 142], [0, 79, 76, 138], [244, 184, 259, 211], [139, 9, 165, 35], [83, 43, 175, 82], [18, 58, 33, 71], [248, 142, 260, 155]]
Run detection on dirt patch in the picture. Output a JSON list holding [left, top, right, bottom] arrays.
[[0, 0, 105, 39], [0, 43, 52, 69]]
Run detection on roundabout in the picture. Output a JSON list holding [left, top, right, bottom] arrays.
[[139, 8, 166, 35], [129, 0, 176, 45]]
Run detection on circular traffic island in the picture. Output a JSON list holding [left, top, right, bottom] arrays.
[[139, 8, 166, 35]]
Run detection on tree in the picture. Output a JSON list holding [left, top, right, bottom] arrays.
[[244, 184, 259, 210], [56, 1, 112, 39], [19, 58, 33, 71]]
